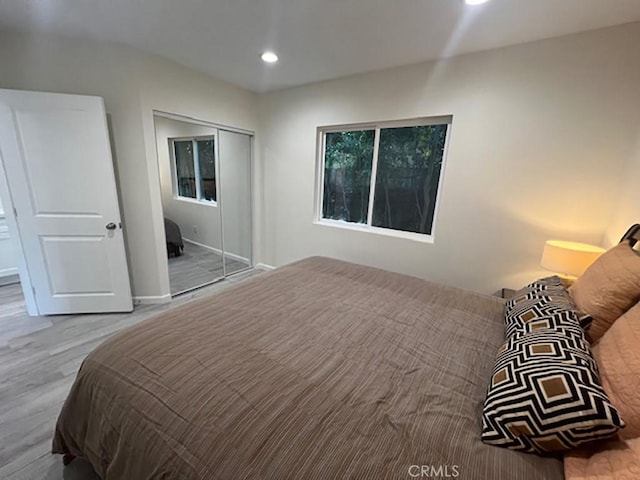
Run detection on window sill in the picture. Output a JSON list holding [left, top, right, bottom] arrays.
[[174, 196, 218, 208], [313, 219, 435, 244]]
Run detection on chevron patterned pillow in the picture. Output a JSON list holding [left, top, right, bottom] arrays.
[[481, 327, 625, 453]]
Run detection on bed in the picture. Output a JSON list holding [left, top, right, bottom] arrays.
[[164, 217, 184, 257], [52, 256, 564, 479]]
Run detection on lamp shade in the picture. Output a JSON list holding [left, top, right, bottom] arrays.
[[540, 240, 605, 277]]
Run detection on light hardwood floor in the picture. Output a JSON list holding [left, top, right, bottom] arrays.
[[0, 268, 262, 480]]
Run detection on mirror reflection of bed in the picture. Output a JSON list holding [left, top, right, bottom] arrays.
[[154, 113, 253, 295]]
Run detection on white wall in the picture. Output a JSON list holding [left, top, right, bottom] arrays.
[[138, 54, 259, 298], [258, 23, 640, 294], [603, 130, 640, 246], [154, 116, 221, 251], [0, 31, 258, 301]]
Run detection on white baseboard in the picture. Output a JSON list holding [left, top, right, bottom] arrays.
[[182, 238, 251, 265], [183, 237, 222, 255], [133, 294, 172, 305], [0, 272, 19, 286], [255, 263, 275, 271], [0, 266, 18, 277], [223, 250, 251, 265]]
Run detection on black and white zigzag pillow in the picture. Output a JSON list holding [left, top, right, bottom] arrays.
[[505, 277, 591, 336], [509, 311, 584, 338], [481, 328, 624, 453], [505, 296, 577, 337]]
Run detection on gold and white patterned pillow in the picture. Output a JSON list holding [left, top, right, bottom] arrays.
[[505, 277, 590, 336], [481, 327, 624, 453]]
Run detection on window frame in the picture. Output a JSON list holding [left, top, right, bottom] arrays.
[[169, 135, 218, 206], [314, 116, 452, 242]]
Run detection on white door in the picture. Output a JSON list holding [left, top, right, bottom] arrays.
[[0, 89, 132, 314]]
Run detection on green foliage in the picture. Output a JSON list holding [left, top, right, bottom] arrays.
[[373, 125, 447, 234], [323, 130, 375, 223], [324, 130, 374, 170], [378, 125, 447, 169]]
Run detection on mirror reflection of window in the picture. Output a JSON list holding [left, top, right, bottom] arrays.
[[174, 140, 196, 199], [197, 139, 216, 202], [172, 137, 216, 203]]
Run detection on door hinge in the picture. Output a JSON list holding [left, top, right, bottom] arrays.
[[31, 285, 36, 296], [13, 207, 17, 218]]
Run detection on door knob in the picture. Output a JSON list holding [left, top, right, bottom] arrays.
[[106, 222, 117, 230]]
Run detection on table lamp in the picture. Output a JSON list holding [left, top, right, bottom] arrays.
[[540, 240, 605, 284]]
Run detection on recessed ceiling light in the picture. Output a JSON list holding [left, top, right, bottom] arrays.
[[261, 51, 279, 63], [465, 0, 489, 5]]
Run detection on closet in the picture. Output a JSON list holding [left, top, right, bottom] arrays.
[[153, 113, 252, 295]]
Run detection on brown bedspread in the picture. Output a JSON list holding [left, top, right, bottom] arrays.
[[52, 257, 564, 479]]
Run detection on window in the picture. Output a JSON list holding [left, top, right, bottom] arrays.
[[318, 117, 450, 237], [171, 136, 217, 203]]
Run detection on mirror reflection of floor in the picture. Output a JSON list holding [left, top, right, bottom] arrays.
[[167, 242, 250, 295]]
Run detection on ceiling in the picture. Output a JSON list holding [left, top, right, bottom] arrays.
[[1, 0, 640, 92]]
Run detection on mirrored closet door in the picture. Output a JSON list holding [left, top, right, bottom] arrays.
[[219, 130, 252, 276], [153, 113, 252, 296]]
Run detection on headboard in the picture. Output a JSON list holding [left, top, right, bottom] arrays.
[[620, 224, 640, 248]]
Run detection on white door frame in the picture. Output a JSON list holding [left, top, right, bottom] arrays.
[[0, 151, 38, 315]]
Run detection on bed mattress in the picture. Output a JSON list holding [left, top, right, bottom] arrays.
[[52, 256, 564, 479]]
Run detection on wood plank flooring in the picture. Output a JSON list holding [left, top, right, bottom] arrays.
[[0, 269, 262, 479]]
